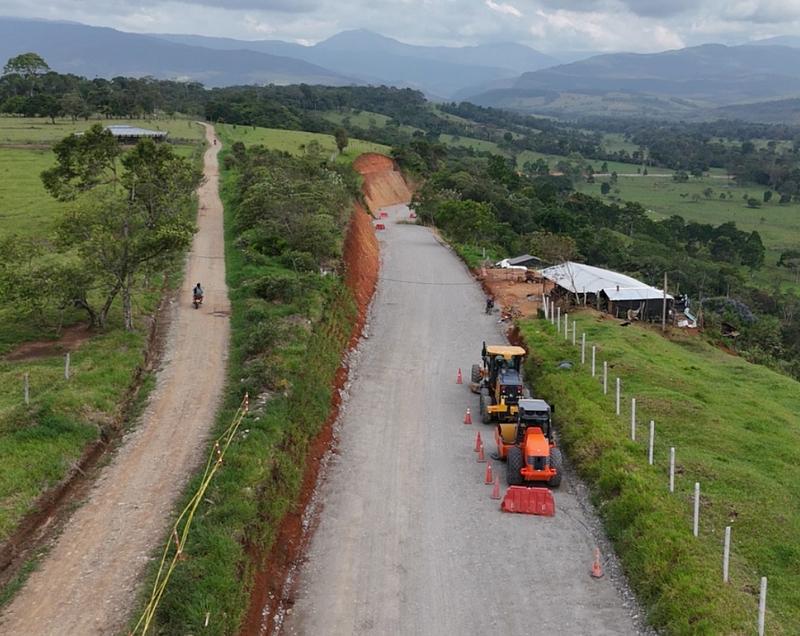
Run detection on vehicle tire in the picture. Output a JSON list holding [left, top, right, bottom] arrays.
[[480, 388, 491, 424], [548, 447, 563, 487], [471, 364, 482, 384], [507, 446, 524, 486]]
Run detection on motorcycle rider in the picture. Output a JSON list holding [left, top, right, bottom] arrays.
[[485, 295, 495, 314], [193, 282, 204, 304]]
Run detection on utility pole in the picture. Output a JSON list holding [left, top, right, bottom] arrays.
[[662, 271, 668, 332]]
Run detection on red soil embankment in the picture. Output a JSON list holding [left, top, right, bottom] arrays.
[[353, 153, 412, 214], [240, 198, 380, 636]]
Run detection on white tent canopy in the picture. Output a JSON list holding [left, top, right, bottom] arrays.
[[541, 262, 672, 300]]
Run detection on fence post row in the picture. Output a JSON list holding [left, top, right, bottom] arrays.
[[591, 345, 596, 377], [723, 526, 731, 583], [648, 420, 655, 465], [758, 577, 767, 636], [693, 482, 700, 537], [603, 361, 608, 395], [630, 398, 637, 440]]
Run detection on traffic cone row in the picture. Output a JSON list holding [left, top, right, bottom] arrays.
[[484, 461, 493, 484], [477, 442, 486, 463], [456, 368, 463, 384], [463, 408, 472, 425], [473, 431, 482, 452], [490, 476, 501, 500]]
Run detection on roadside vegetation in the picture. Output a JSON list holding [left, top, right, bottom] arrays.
[[519, 313, 800, 634], [144, 142, 363, 634]]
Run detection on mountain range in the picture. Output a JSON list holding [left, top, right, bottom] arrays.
[[465, 43, 800, 119], [2, 17, 800, 122]]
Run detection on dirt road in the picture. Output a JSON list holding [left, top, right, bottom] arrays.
[[282, 204, 641, 635], [0, 124, 229, 635]]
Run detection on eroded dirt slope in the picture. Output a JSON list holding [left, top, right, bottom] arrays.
[[0, 124, 230, 636], [353, 153, 412, 214]]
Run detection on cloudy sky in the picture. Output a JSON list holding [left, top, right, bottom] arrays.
[[2, 0, 800, 52]]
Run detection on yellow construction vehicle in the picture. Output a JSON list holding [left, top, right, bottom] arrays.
[[471, 342, 528, 424]]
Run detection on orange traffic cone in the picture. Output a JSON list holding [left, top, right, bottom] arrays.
[[490, 475, 501, 500], [484, 461, 493, 484], [456, 368, 463, 384], [464, 408, 472, 425], [477, 443, 486, 463], [590, 548, 604, 579], [474, 431, 482, 452]]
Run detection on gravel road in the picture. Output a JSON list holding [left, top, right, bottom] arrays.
[[282, 204, 642, 636], [0, 124, 229, 635]]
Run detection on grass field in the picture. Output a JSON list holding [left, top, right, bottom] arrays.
[[0, 148, 64, 237], [520, 312, 800, 634], [0, 117, 203, 144], [439, 133, 501, 153], [215, 124, 390, 163], [321, 109, 391, 129], [578, 174, 800, 288], [516, 149, 672, 176]]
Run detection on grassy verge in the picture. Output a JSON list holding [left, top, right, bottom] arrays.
[[518, 312, 800, 634], [144, 149, 360, 634]]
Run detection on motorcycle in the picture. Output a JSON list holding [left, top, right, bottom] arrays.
[[193, 293, 204, 309], [485, 299, 495, 314]]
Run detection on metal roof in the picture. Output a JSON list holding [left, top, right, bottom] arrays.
[[105, 125, 168, 138], [603, 287, 673, 301], [506, 254, 541, 266], [541, 261, 670, 299]]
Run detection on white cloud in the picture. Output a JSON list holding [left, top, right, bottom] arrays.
[[485, 0, 522, 18]]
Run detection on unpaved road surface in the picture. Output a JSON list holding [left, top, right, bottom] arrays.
[[0, 124, 229, 635], [283, 204, 640, 635]]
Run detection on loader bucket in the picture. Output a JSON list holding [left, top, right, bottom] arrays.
[[500, 486, 555, 516]]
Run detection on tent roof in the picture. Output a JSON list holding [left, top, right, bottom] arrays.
[[105, 125, 168, 138]]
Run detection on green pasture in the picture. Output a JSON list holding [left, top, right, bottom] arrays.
[[215, 124, 390, 163], [521, 312, 800, 634], [0, 116, 203, 145]]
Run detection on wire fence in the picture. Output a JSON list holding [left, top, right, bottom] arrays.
[[542, 298, 769, 635]]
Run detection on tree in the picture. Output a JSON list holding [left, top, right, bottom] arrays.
[[47, 138, 201, 330], [3, 52, 50, 97], [334, 127, 349, 153], [60, 92, 88, 121], [778, 249, 800, 283], [527, 231, 576, 264], [746, 197, 761, 208], [434, 200, 497, 245], [41, 124, 121, 200], [673, 170, 689, 183], [703, 187, 714, 199], [763, 190, 773, 203], [600, 182, 611, 195]]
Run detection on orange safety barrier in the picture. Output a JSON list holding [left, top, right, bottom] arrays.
[[500, 486, 556, 516]]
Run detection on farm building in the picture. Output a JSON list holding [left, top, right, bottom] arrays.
[[541, 261, 673, 321], [104, 125, 168, 144]]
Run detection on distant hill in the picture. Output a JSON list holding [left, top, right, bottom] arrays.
[[468, 43, 800, 119], [154, 29, 558, 98], [711, 98, 800, 125], [0, 18, 354, 87], [751, 35, 800, 48]]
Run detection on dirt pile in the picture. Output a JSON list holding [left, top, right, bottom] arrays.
[[480, 268, 553, 319], [353, 153, 412, 214]]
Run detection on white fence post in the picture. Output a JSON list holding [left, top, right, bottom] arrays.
[[693, 482, 700, 537], [581, 333, 586, 364], [615, 378, 621, 416], [556, 306, 561, 332], [24, 372, 30, 405], [723, 526, 731, 583], [603, 361, 608, 395], [669, 447, 675, 493], [591, 346, 596, 377], [542, 295, 548, 320], [630, 398, 637, 440], [648, 420, 655, 465], [572, 321, 577, 346], [64, 352, 71, 380], [758, 577, 767, 636], [564, 313, 569, 340]]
